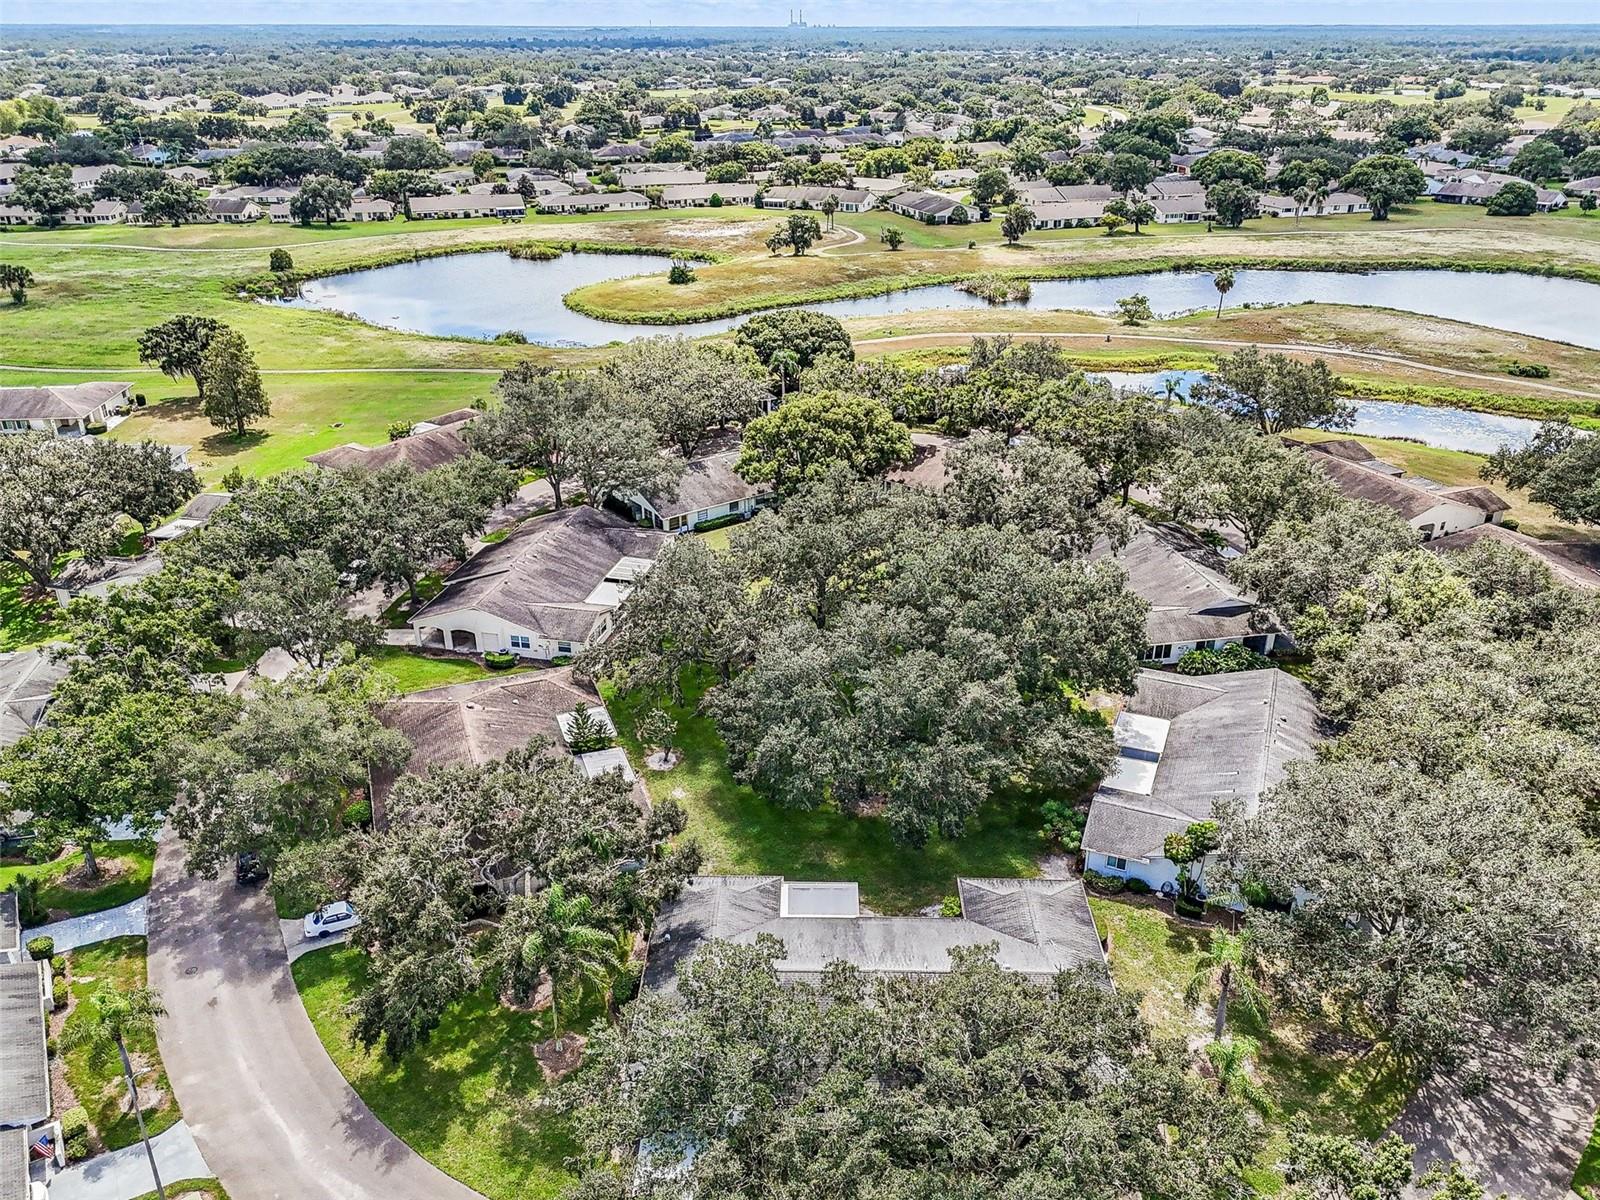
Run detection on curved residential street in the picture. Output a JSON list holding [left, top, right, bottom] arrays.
[[146, 838, 486, 1200]]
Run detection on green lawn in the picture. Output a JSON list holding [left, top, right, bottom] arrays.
[[62, 936, 180, 1152], [1089, 896, 1416, 1192], [365, 646, 532, 694], [0, 841, 155, 920], [0, 562, 64, 652], [292, 944, 584, 1200], [603, 673, 1051, 914], [1576, 1115, 1600, 1200]]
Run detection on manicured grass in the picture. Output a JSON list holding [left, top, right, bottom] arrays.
[[128, 1181, 228, 1200], [0, 841, 155, 919], [62, 936, 180, 1152], [0, 562, 63, 652], [602, 673, 1051, 914], [1089, 896, 1416, 1193], [292, 944, 584, 1200], [364, 646, 532, 694], [1575, 1114, 1600, 1200]]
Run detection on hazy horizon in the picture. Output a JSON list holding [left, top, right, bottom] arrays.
[[7, 3, 1598, 27]]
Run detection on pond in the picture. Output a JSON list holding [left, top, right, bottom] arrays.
[[277, 250, 1600, 351], [1099, 370, 1543, 454]]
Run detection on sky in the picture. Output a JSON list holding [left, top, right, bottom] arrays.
[[6, 0, 1597, 25]]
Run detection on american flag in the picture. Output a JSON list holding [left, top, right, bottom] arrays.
[[30, 1131, 53, 1159]]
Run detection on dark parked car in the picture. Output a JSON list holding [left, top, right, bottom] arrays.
[[235, 852, 268, 886]]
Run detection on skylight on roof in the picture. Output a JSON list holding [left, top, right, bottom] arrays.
[[1114, 712, 1170, 762], [780, 882, 860, 918]]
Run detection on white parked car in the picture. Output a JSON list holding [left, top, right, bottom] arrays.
[[303, 901, 360, 940]]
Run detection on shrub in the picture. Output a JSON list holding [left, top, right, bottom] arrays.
[[269, 248, 294, 273], [342, 798, 372, 829], [49, 954, 64, 977], [26, 936, 54, 961], [9, 878, 47, 927], [1039, 800, 1086, 851], [691, 512, 747, 533], [550, 655, 573, 667], [51, 976, 67, 1010], [493, 329, 529, 343], [1499, 516, 1520, 531], [1125, 877, 1153, 895], [386, 420, 414, 441], [610, 960, 643, 1007], [939, 894, 963, 918], [1175, 642, 1274, 676], [484, 650, 519, 671], [667, 260, 696, 285], [1505, 360, 1551, 378], [1174, 895, 1207, 919], [1082, 869, 1126, 895], [62, 1105, 90, 1159], [134, 393, 147, 406]]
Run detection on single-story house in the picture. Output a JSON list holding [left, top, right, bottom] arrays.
[[759, 186, 874, 212], [882, 190, 975, 224], [370, 667, 628, 824], [1424, 523, 1600, 592], [267, 198, 394, 223], [643, 875, 1108, 995], [62, 200, 127, 225], [1031, 199, 1111, 229], [1150, 194, 1213, 224], [164, 165, 213, 185], [68, 164, 117, 192], [618, 168, 707, 189], [1566, 175, 1600, 198], [1144, 178, 1208, 201], [306, 415, 474, 473], [147, 492, 234, 543], [49, 554, 163, 606], [1090, 523, 1285, 665], [1258, 190, 1371, 218], [1300, 442, 1510, 540], [204, 196, 263, 223], [535, 191, 648, 214], [0, 381, 132, 437], [659, 183, 760, 208], [593, 143, 649, 162], [409, 506, 669, 659], [1434, 177, 1567, 212], [887, 430, 959, 491], [0, 958, 53, 1128], [622, 449, 772, 532], [0, 649, 68, 751], [406, 194, 526, 220], [1082, 668, 1321, 893]]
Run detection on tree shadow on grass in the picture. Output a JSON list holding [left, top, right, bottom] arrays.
[[198, 427, 270, 460]]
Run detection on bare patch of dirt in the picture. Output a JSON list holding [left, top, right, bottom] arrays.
[[534, 1032, 587, 1082], [56, 857, 132, 892]]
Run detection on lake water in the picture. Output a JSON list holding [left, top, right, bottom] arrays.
[[278, 251, 1600, 351], [1099, 370, 1542, 454]]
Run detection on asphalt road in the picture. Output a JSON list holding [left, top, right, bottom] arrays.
[[147, 838, 486, 1200]]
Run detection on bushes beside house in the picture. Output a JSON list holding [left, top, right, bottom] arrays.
[[1175, 643, 1274, 675]]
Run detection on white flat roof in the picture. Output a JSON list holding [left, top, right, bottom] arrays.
[[1114, 711, 1170, 761], [1102, 755, 1160, 796], [574, 747, 636, 783], [780, 881, 860, 918]]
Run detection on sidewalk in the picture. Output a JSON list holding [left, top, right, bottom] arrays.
[[47, 1122, 210, 1200], [30, 898, 146, 953]]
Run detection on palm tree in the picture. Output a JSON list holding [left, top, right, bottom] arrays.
[[511, 885, 623, 1037], [1205, 1036, 1273, 1114], [769, 349, 802, 408], [1292, 185, 1312, 229], [1212, 267, 1236, 318], [60, 986, 168, 1200], [820, 194, 839, 231], [1184, 928, 1268, 1042]]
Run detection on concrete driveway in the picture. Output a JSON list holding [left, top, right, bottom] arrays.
[[46, 1121, 209, 1200], [30, 897, 145, 953], [146, 839, 486, 1200]]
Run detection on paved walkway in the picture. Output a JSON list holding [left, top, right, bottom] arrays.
[[46, 1121, 210, 1200], [146, 839, 486, 1200], [1392, 1037, 1600, 1200], [31, 898, 146, 953]]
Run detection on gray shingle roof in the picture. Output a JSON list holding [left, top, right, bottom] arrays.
[[410, 506, 669, 644], [1083, 668, 1321, 862], [1090, 522, 1279, 647], [0, 382, 129, 421], [306, 426, 471, 473], [0, 651, 67, 751], [640, 450, 766, 519], [0, 896, 17, 961], [643, 875, 1107, 994], [1305, 450, 1504, 521], [0, 961, 50, 1127]]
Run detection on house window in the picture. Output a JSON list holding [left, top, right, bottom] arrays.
[[1142, 644, 1172, 661], [557, 642, 573, 655], [1106, 856, 1128, 872], [509, 635, 531, 650]]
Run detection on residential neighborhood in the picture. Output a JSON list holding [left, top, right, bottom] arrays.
[[1, 16, 1598, 1200]]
